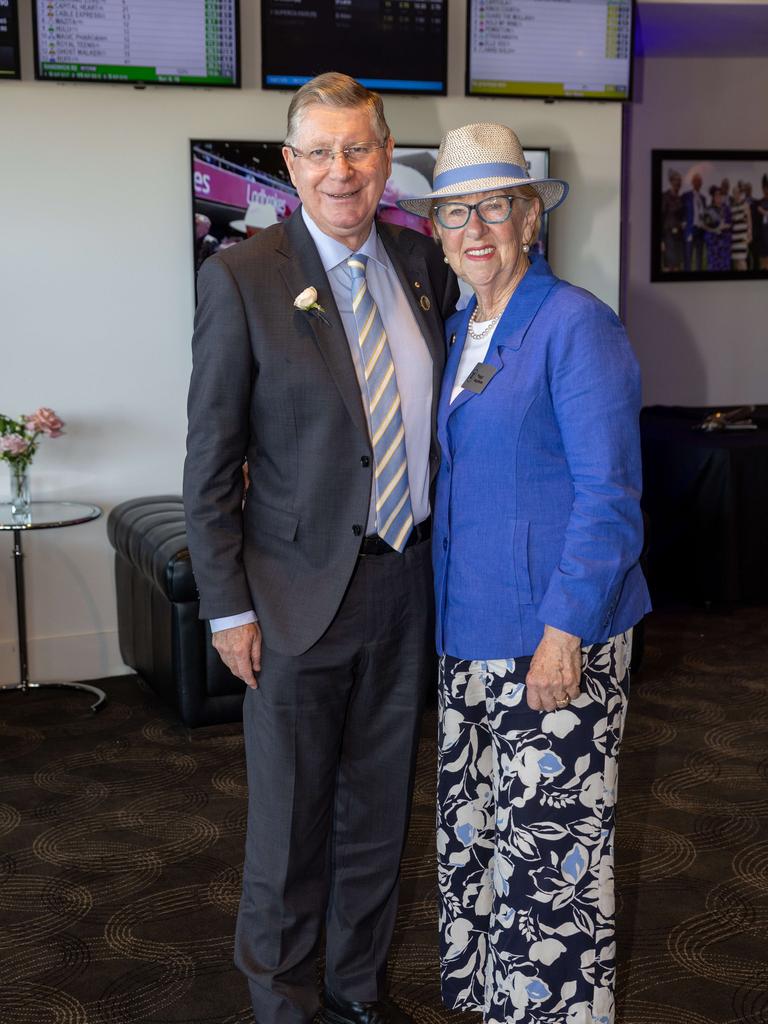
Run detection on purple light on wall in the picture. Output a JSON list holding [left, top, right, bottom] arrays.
[[635, 2, 768, 58]]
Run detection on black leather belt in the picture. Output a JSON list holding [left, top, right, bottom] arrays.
[[359, 518, 431, 556]]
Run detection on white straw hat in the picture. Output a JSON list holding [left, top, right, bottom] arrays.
[[230, 200, 280, 233], [396, 123, 568, 218]]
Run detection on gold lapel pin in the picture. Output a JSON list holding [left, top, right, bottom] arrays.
[[419, 295, 431, 312], [414, 280, 422, 289]]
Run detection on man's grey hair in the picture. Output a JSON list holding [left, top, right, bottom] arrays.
[[285, 72, 390, 148]]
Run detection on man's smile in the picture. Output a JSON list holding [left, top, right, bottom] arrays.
[[322, 187, 364, 200]]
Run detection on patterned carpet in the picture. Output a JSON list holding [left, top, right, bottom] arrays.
[[1, 606, 766, 1023]]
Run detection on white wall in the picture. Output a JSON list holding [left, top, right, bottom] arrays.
[[0, 1, 623, 684], [625, 56, 768, 405]]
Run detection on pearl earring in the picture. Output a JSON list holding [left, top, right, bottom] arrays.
[[443, 255, 449, 264], [522, 243, 530, 253]]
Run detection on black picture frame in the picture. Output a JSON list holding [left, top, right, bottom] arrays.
[[651, 149, 768, 282]]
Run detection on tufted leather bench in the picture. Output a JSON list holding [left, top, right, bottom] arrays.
[[107, 496, 244, 727]]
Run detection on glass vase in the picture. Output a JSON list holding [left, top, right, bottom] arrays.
[[9, 462, 31, 525]]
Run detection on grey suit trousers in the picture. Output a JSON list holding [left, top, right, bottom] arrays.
[[234, 538, 433, 1024]]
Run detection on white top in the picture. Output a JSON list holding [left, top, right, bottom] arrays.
[[450, 319, 499, 403]]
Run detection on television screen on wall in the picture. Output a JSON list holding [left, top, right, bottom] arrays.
[[466, 0, 634, 101], [33, 0, 240, 87], [261, 0, 447, 95], [0, 0, 21, 80], [191, 140, 552, 307]]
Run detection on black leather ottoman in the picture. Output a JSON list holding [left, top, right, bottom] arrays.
[[107, 496, 244, 727]]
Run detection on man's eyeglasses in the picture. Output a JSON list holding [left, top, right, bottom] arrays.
[[287, 141, 388, 168], [435, 195, 519, 230]]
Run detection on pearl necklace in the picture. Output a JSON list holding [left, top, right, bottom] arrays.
[[467, 305, 502, 340]]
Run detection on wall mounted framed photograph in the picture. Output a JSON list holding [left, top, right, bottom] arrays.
[[651, 149, 768, 282]]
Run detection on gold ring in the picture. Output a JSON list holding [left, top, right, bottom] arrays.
[[554, 694, 571, 708]]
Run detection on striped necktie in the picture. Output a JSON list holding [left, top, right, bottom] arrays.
[[347, 253, 413, 552]]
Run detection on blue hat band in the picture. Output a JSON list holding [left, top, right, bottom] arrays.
[[433, 162, 529, 191]]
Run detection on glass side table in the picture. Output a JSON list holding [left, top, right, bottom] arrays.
[[0, 501, 106, 712]]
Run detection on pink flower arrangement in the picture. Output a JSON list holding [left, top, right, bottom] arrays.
[[0, 434, 32, 456], [26, 407, 65, 438], [0, 407, 66, 470]]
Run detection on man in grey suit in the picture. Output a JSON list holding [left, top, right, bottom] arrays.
[[184, 74, 457, 1024]]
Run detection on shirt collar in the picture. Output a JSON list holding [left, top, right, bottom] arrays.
[[301, 206, 388, 273]]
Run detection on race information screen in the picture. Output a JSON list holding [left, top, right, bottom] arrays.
[[34, 0, 239, 86], [467, 0, 632, 100], [0, 0, 21, 79], [262, 0, 447, 94]]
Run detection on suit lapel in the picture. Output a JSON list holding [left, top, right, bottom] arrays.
[[378, 223, 447, 453], [276, 210, 368, 441], [378, 224, 446, 361], [493, 256, 560, 353], [444, 257, 560, 421]]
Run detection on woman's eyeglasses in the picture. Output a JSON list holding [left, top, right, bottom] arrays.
[[435, 195, 519, 229]]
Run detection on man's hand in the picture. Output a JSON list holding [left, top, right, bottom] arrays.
[[212, 621, 262, 689], [525, 625, 582, 712]]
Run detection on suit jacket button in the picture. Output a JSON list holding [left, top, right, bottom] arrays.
[[360, 456, 370, 467], [352, 524, 362, 536]]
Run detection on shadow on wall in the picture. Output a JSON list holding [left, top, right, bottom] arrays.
[[574, 253, 619, 312], [625, 284, 707, 405], [563, 153, 626, 309]]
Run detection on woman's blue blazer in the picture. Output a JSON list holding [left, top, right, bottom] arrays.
[[432, 255, 651, 660]]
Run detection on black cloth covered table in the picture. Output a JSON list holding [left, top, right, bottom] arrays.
[[640, 405, 768, 605]]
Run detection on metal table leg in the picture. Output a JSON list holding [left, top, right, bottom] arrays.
[[0, 528, 107, 712]]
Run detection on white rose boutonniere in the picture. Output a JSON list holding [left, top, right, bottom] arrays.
[[294, 287, 330, 325]]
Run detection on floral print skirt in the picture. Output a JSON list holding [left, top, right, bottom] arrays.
[[437, 632, 632, 1024]]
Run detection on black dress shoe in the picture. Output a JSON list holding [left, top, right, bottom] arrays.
[[322, 990, 413, 1024]]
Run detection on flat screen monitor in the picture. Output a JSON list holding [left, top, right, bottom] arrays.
[[0, 0, 21, 80], [191, 140, 551, 308], [261, 0, 447, 95], [466, 0, 633, 102], [33, 0, 240, 87]]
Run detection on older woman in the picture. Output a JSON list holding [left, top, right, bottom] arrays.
[[398, 124, 651, 1024]]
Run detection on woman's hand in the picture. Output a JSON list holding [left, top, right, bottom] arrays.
[[525, 625, 582, 712]]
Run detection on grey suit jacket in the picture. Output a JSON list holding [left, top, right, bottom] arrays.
[[183, 207, 458, 656]]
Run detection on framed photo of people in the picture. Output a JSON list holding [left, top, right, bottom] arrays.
[[651, 149, 768, 282]]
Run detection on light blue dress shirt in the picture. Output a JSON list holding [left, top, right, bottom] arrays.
[[211, 208, 433, 633]]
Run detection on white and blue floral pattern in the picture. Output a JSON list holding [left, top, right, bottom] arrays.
[[437, 633, 631, 1024]]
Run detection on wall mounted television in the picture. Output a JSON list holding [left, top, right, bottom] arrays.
[[261, 0, 447, 94], [466, 0, 634, 102], [33, 0, 240, 87], [0, 0, 21, 80], [191, 140, 551, 307]]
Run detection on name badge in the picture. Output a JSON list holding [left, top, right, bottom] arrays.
[[462, 362, 498, 394]]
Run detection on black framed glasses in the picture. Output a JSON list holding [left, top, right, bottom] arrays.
[[286, 141, 388, 168], [435, 195, 519, 229]]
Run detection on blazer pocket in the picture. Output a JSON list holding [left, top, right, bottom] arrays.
[[513, 520, 533, 605], [247, 499, 299, 542]]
